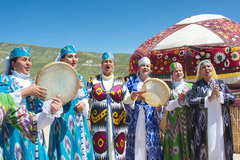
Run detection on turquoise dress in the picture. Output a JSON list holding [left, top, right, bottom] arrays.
[[48, 73, 94, 160], [0, 75, 48, 160]]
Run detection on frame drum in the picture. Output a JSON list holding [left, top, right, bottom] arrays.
[[142, 78, 170, 107], [36, 62, 79, 105]]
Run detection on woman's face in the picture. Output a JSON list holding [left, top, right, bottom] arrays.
[[200, 63, 213, 79], [102, 58, 114, 76], [139, 63, 151, 77], [172, 68, 184, 82], [11, 56, 32, 75], [61, 53, 78, 68]]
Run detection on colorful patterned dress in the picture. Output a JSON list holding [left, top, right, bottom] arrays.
[[0, 74, 48, 160], [188, 79, 235, 160], [125, 76, 163, 160], [48, 73, 94, 160], [0, 93, 38, 159], [87, 75, 127, 160], [163, 82, 192, 160]]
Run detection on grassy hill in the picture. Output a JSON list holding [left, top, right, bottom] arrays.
[[0, 42, 132, 80]]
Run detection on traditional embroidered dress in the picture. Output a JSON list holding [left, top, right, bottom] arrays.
[[48, 74, 94, 160], [125, 76, 163, 160], [0, 72, 48, 160], [163, 80, 192, 160], [87, 74, 128, 160], [188, 78, 235, 160], [0, 93, 38, 159]]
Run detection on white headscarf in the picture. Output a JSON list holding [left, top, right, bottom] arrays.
[[4, 56, 10, 75], [55, 53, 61, 61], [138, 57, 151, 67]]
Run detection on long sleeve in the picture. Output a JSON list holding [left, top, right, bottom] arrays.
[[9, 88, 23, 106], [220, 80, 236, 105], [165, 99, 182, 111], [123, 86, 135, 105], [187, 82, 206, 108], [36, 99, 63, 130]]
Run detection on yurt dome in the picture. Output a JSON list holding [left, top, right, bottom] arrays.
[[129, 14, 240, 84]]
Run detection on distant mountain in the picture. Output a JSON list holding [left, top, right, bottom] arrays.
[[0, 42, 132, 80]]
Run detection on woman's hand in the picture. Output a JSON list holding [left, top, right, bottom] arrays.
[[50, 95, 62, 114], [75, 101, 85, 112], [131, 90, 146, 101], [177, 91, 186, 103], [22, 83, 48, 99], [212, 84, 220, 97], [154, 105, 162, 111], [79, 78, 84, 89], [209, 84, 220, 102]]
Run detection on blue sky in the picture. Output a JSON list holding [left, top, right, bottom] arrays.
[[0, 0, 239, 54]]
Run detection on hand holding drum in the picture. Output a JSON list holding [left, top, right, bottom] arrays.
[[141, 78, 170, 107]]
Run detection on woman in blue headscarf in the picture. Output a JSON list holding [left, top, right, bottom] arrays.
[[48, 45, 95, 160], [87, 52, 136, 160], [0, 47, 63, 160]]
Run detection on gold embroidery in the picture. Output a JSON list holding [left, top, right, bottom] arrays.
[[88, 78, 93, 83], [116, 139, 125, 148], [91, 109, 126, 124], [91, 109, 107, 123], [98, 138, 104, 148], [112, 111, 126, 125], [117, 90, 122, 97], [96, 88, 103, 95], [111, 91, 115, 95]]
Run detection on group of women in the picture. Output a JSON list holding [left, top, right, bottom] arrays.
[[164, 60, 236, 160], [0, 45, 236, 160]]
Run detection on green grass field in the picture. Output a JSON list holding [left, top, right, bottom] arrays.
[[0, 42, 132, 80]]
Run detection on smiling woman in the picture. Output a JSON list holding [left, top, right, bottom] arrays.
[[124, 57, 164, 160], [163, 62, 192, 160], [48, 45, 95, 160], [0, 47, 63, 160]]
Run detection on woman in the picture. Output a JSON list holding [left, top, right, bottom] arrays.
[[48, 45, 94, 160], [124, 57, 163, 160], [0, 47, 63, 160], [163, 62, 192, 160], [188, 60, 236, 160], [87, 52, 135, 160]]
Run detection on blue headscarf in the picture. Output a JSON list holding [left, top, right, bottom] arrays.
[[4, 47, 31, 75], [102, 52, 114, 61], [60, 45, 77, 57], [9, 47, 31, 59], [55, 45, 77, 61]]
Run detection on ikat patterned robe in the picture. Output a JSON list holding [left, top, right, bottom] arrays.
[[0, 75, 48, 160], [188, 79, 236, 160], [0, 93, 37, 160], [163, 82, 192, 160], [125, 76, 163, 160], [87, 75, 127, 160], [48, 73, 94, 160]]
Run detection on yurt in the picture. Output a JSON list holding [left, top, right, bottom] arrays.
[[129, 14, 240, 152], [129, 14, 240, 84]]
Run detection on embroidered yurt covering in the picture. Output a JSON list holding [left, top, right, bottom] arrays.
[[129, 14, 240, 84]]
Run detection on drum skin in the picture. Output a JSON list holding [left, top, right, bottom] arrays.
[[36, 62, 79, 105], [142, 78, 170, 107]]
